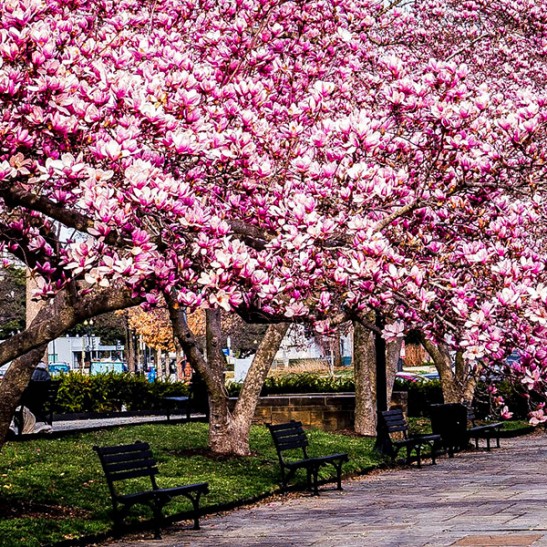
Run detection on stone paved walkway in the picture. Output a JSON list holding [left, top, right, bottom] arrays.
[[95, 432, 547, 547], [52, 414, 181, 432]]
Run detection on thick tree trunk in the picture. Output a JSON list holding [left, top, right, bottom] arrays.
[[386, 337, 404, 405], [419, 335, 476, 405], [353, 320, 377, 436], [0, 347, 47, 449], [0, 283, 140, 453], [205, 310, 289, 455], [167, 298, 288, 455], [353, 319, 403, 436]]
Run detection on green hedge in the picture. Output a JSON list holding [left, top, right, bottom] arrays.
[[55, 372, 188, 413], [228, 374, 444, 417], [227, 373, 354, 397], [53, 371, 529, 419], [229, 374, 527, 419]]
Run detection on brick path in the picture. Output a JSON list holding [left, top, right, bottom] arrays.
[[96, 432, 547, 547]]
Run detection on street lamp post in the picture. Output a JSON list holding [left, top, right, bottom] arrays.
[[83, 319, 94, 369]]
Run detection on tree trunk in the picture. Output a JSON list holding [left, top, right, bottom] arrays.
[[137, 335, 143, 371], [26, 271, 47, 361], [353, 320, 377, 436], [353, 319, 403, 436], [386, 337, 404, 405], [0, 347, 47, 449], [332, 330, 342, 369], [167, 297, 288, 455], [0, 284, 140, 453], [419, 335, 476, 405], [125, 318, 136, 373], [156, 348, 163, 379]]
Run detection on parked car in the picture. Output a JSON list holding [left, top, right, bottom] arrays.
[[395, 371, 428, 383], [0, 363, 10, 378], [420, 372, 440, 381], [90, 361, 126, 375], [48, 362, 71, 376], [506, 351, 521, 366]]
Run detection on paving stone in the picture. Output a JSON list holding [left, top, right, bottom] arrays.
[[452, 533, 543, 545]]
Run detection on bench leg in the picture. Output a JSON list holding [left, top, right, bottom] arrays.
[[311, 466, 320, 496], [112, 511, 124, 538], [280, 467, 291, 494], [496, 435, 500, 449], [413, 446, 422, 468], [486, 436, 491, 451], [148, 498, 163, 540], [335, 462, 343, 490], [430, 444, 437, 465], [188, 491, 204, 530]]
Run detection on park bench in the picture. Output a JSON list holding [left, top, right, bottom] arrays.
[[267, 420, 349, 495], [163, 372, 209, 421], [163, 395, 191, 421], [93, 441, 209, 539], [14, 379, 60, 435], [466, 408, 503, 450], [380, 408, 441, 467]]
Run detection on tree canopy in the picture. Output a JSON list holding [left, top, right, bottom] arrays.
[[1, 0, 547, 427]]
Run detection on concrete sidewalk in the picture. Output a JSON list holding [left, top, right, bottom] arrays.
[[97, 432, 547, 547]]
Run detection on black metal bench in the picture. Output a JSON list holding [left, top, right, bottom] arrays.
[[163, 395, 190, 421], [380, 408, 441, 467], [163, 372, 209, 421], [14, 379, 60, 435], [466, 408, 503, 450], [267, 421, 348, 495], [94, 441, 209, 539]]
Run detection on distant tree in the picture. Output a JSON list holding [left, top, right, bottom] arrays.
[[127, 306, 176, 353], [68, 312, 126, 346]]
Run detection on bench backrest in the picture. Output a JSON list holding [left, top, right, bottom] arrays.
[[21, 379, 60, 417], [267, 421, 309, 461], [380, 409, 409, 439], [466, 408, 478, 426], [94, 441, 159, 498]]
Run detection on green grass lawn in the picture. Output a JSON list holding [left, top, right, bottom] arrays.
[[0, 423, 382, 546]]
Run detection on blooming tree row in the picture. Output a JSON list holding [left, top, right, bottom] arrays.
[[1, 0, 547, 450]]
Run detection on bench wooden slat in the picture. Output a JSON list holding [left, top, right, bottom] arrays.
[[97, 442, 151, 455], [101, 449, 155, 464], [380, 409, 441, 467], [104, 467, 160, 482], [94, 441, 209, 539], [275, 436, 308, 449], [267, 421, 348, 495]]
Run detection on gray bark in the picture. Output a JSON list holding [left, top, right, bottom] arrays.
[[167, 297, 288, 455], [0, 283, 140, 452], [419, 334, 476, 405], [353, 320, 403, 436], [353, 320, 377, 435]]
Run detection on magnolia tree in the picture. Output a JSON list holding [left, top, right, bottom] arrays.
[[2, 0, 547, 454], [369, 0, 547, 413]]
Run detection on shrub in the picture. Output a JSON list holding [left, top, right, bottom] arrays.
[[55, 372, 188, 413], [227, 373, 355, 397]]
